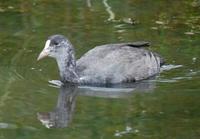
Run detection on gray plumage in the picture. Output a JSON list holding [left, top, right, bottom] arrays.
[[37, 35, 164, 85]]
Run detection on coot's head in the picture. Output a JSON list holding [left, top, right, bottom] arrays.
[[37, 35, 73, 61]]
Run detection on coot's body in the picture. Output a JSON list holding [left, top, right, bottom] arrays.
[[37, 35, 164, 85]]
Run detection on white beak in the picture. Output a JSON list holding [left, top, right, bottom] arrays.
[[37, 40, 51, 61]]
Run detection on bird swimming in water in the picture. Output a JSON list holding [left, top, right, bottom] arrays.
[[37, 35, 164, 85]]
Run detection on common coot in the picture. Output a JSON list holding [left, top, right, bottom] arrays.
[[37, 35, 164, 85]]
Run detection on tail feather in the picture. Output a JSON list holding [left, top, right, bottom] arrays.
[[153, 52, 165, 66], [126, 41, 150, 47]]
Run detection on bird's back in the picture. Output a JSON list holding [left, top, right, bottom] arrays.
[[76, 42, 163, 84]]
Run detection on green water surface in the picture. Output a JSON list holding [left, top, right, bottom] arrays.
[[0, 0, 200, 139]]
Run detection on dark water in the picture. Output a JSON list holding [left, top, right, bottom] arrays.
[[0, 0, 200, 138]]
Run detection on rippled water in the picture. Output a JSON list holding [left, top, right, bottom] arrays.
[[0, 0, 200, 138]]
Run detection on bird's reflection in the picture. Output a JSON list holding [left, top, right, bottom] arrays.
[[78, 80, 156, 98], [37, 83, 77, 128], [38, 79, 156, 128]]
